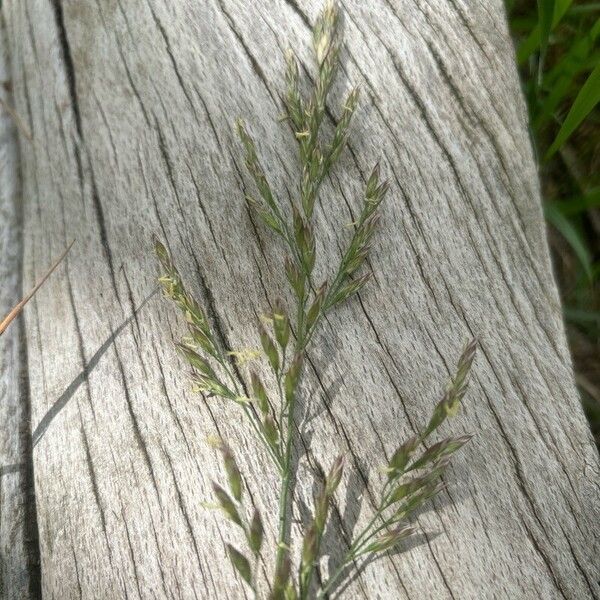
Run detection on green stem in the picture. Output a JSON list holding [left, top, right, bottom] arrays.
[[242, 404, 283, 470], [273, 210, 365, 588], [315, 539, 362, 599], [275, 278, 308, 574], [218, 355, 283, 470], [300, 216, 370, 350], [276, 353, 287, 440], [317, 561, 349, 599], [318, 481, 397, 597], [275, 445, 292, 568], [346, 509, 384, 557]]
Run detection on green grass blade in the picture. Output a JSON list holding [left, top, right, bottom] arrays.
[[563, 306, 600, 328], [550, 188, 600, 215], [542, 18, 600, 88], [545, 61, 600, 158], [544, 202, 593, 280], [568, 3, 600, 15], [534, 20, 600, 128], [517, 0, 573, 64], [537, 0, 556, 77]]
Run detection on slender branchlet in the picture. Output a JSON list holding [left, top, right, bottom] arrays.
[[316, 340, 477, 598], [155, 2, 478, 598], [0, 240, 74, 336]]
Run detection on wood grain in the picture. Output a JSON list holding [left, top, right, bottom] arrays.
[[3, 0, 600, 597], [0, 15, 40, 599]]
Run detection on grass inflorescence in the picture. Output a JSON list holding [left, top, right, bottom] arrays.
[[156, 3, 477, 597]]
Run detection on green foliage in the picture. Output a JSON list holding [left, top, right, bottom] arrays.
[[536, 0, 556, 77], [510, 1, 599, 265], [508, 0, 599, 443], [544, 202, 593, 280], [156, 2, 478, 596], [546, 61, 600, 157]]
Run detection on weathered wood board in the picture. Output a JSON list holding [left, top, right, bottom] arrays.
[[2, 0, 600, 598], [0, 15, 40, 599]]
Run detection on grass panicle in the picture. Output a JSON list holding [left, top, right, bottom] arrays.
[[156, 2, 478, 597]]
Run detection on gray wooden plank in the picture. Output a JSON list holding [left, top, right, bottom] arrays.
[[3, 0, 599, 597]]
